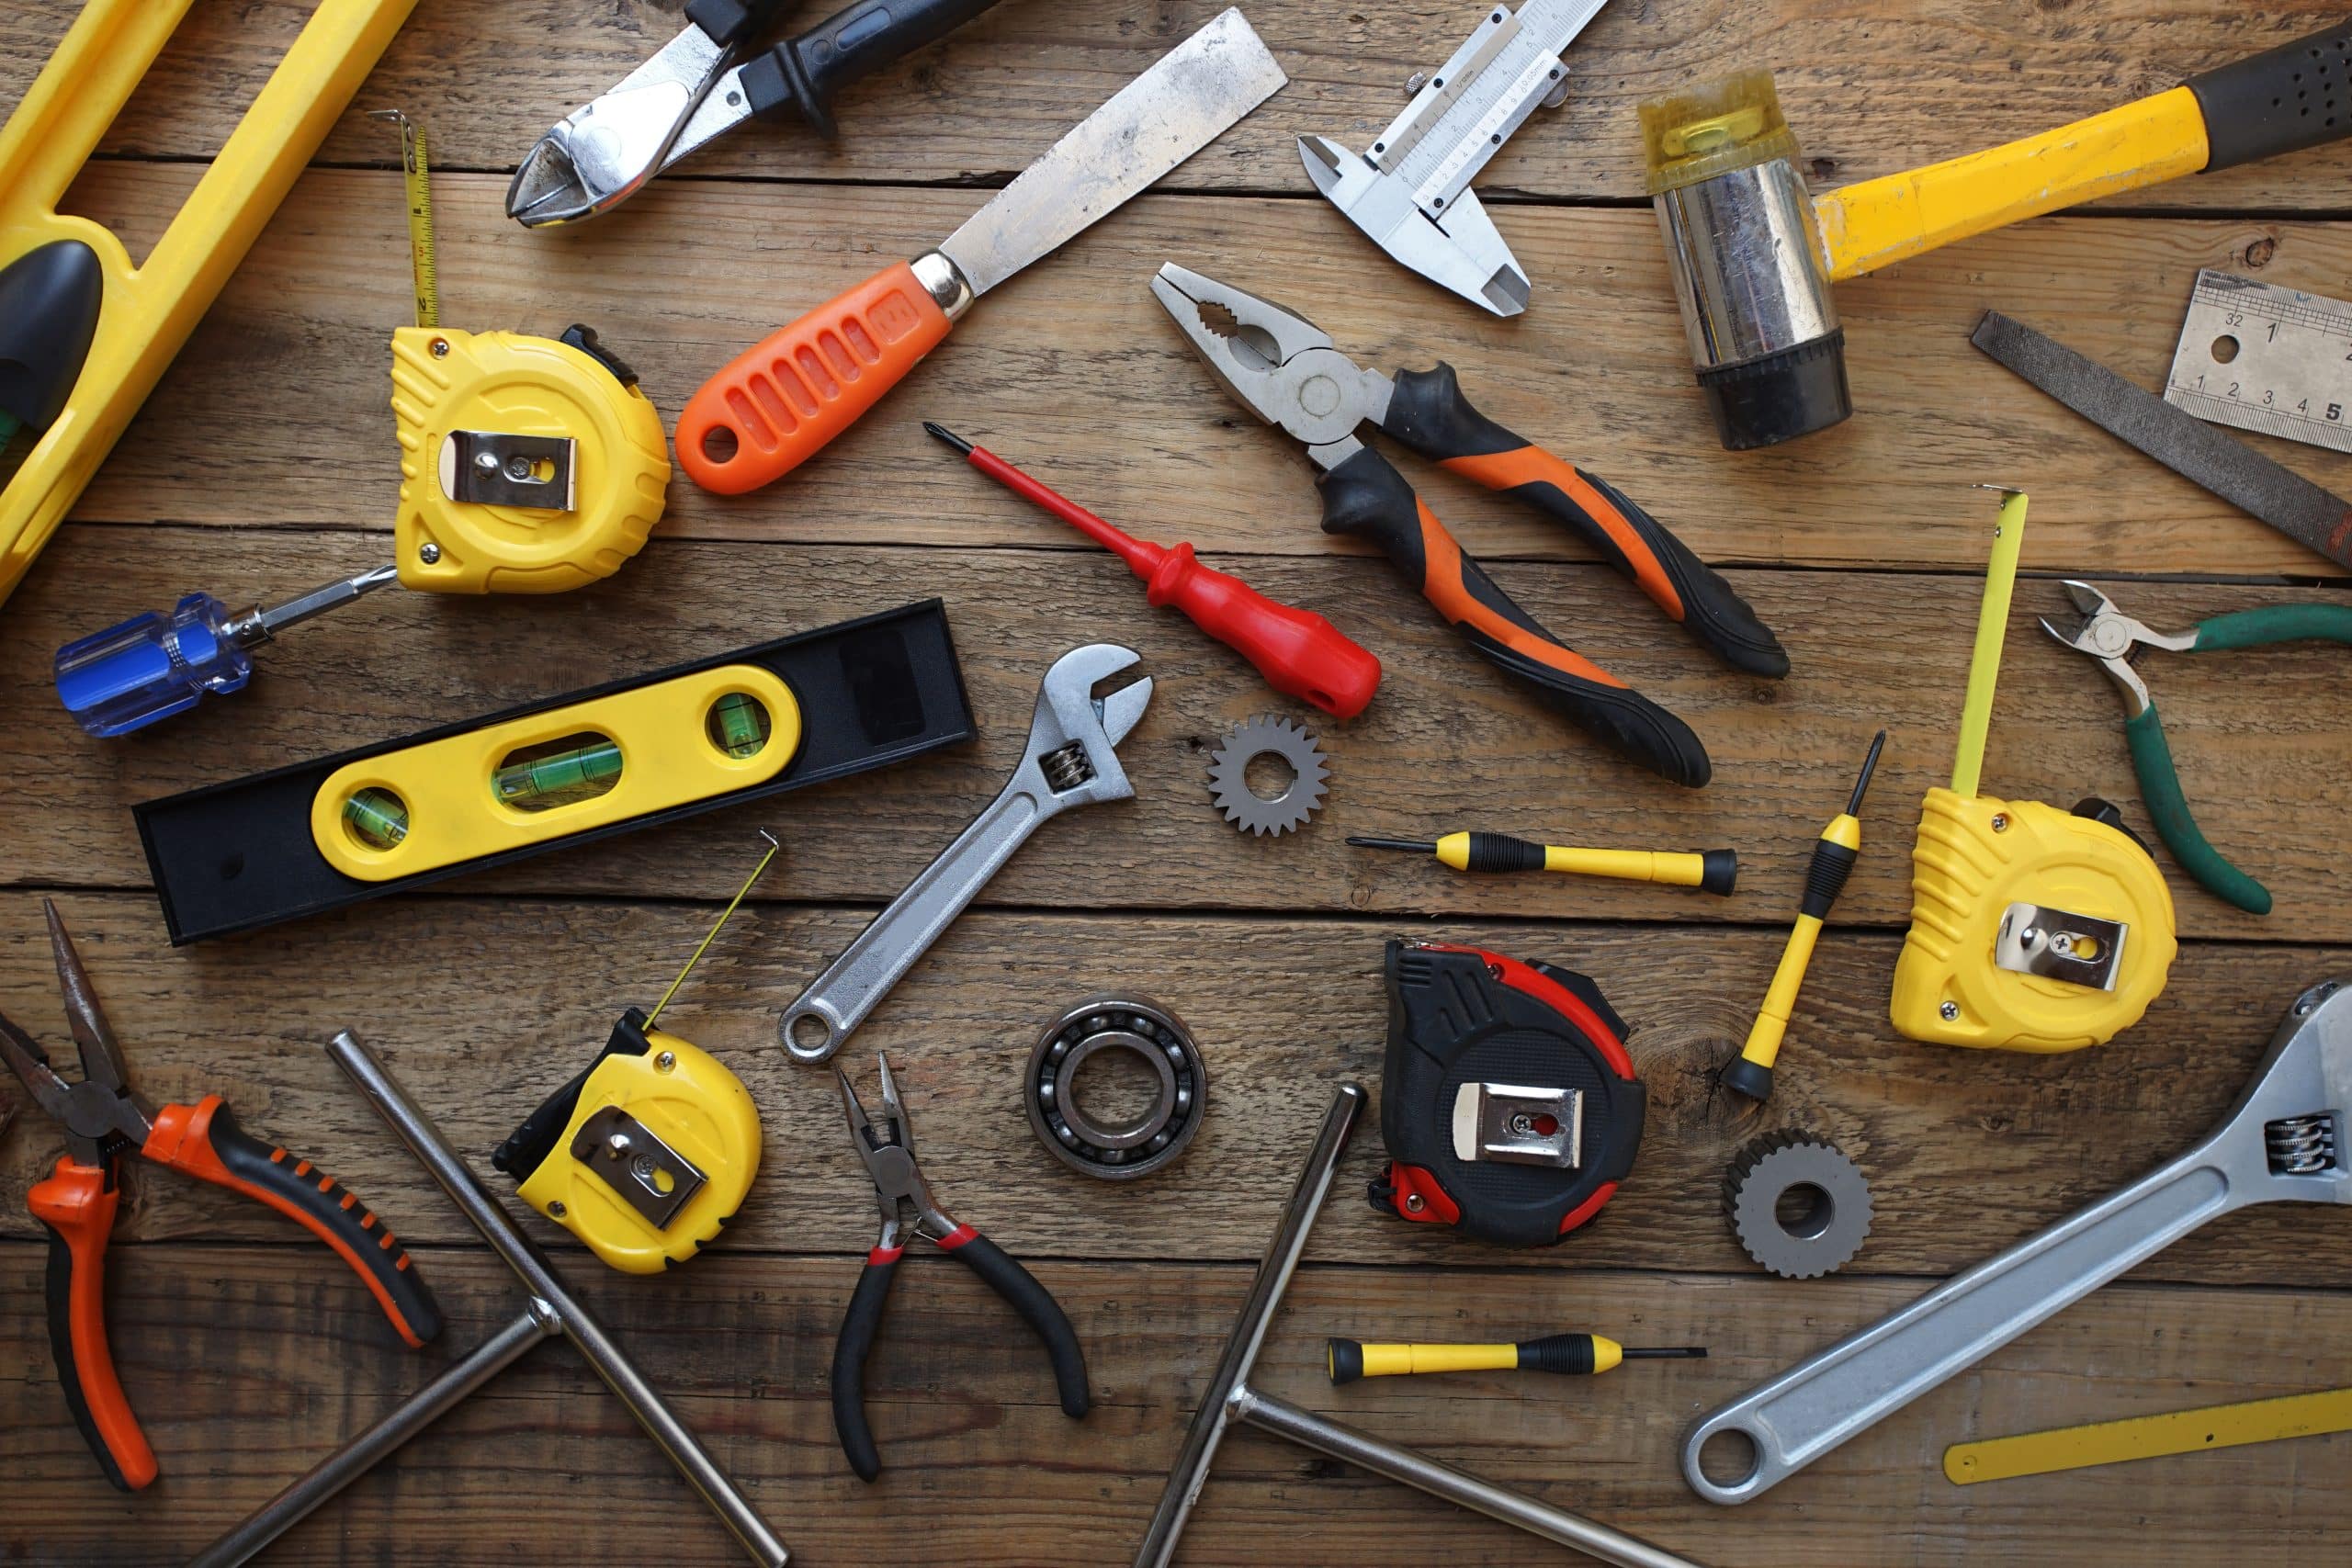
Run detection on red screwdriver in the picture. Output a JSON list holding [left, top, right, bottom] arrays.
[[926, 423, 1382, 719]]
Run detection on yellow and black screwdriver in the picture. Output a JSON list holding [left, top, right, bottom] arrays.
[[1349, 831, 1736, 895], [1721, 729, 1887, 1104], [1328, 1334, 1706, 1384]]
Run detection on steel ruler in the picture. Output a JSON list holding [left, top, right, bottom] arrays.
[[2166, 267, 2352, 453]]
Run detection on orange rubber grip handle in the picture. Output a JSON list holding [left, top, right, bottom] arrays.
[[144, 1096, 441, 1348], [677, 260, 954, 494], [30, 1156, 155, 1490]]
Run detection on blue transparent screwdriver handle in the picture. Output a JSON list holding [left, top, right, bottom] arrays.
[[55, 566, 399, 737]]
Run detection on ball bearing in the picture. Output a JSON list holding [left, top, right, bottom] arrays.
[[1025, 994, 1204, 1180]]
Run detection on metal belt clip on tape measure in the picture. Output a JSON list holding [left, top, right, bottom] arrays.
[[1889, 490, 2177, 1053], [490, 837, 777, 1272], [1370, 939, 1645, 1246]]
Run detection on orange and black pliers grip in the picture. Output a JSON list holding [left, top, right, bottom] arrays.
[[1379, 364, 1789, 680], [142, 1095, 441, 1350], [1318, 444, 1712, 787], [30, 1155, 151, 1491]]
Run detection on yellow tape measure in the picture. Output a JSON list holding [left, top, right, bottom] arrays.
[[1946, 1386, 2352, 1483], [370, 108, 438, 327]]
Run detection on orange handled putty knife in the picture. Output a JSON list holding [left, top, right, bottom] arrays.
[[675, 7, 1285, 495]]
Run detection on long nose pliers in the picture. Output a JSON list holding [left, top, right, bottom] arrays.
[[2041, 581, 2352, 915], [831, 1053, 1089, 1481], [1150, 261, 1789, 789], [0, 900, 441, 1490]]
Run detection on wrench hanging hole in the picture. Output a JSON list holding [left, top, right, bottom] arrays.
[[788, 1012, 833, 1056], [1696, 1428, 1761, 1488]]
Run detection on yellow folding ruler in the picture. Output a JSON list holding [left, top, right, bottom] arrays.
[[1946, 1386, 2352, 1484]]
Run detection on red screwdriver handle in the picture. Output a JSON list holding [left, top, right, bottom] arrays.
[[144, 1096, 442, 1348], [29, 1156, 156, 1490], [935, 426, 1383, 719], [1140, 542, 1381, 718]]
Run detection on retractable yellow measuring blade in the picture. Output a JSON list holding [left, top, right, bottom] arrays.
[[1946, 1386, 2352, 1483], [368, 108, 438, 327]]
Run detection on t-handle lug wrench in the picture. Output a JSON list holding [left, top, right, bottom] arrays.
[[782, 643, 1151, 1062], [1683, 976, 2352, 1505]]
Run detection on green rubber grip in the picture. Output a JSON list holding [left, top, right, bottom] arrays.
[[2125, 703, 2270, 915], [2193, 603, 2352, 652]]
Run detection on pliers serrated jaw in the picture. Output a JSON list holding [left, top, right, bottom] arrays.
[[1149, 263, 1392, 464], [2041, 580, 2196, 717]]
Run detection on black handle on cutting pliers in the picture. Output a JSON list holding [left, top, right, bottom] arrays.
[[1379, 364, 1790, 678], [831, 1228, 1090, 1482], [1318, 445, 1713, 787], [734, 0, 1006, 138]]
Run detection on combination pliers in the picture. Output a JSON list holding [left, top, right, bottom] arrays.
[[831, 1053, 1089, 1481], [2042, 581, 2352, 915], [0, 901, 440, 1489], [1151, 262, 1786, 789], [508, 0, 1003, 227]]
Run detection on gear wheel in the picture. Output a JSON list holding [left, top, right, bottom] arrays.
[[1724, 1130, 1871, 1280], [1207, 715, 1329, 836]]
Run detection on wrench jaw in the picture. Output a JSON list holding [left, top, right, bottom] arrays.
[[1026, 644, 1153, 811], [2226, 978, 2352, 1201]]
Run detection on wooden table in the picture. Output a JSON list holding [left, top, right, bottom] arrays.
[[5, 2, 2351, 1562]]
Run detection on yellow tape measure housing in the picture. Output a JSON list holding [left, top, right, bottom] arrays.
[[391, 326, 670, 593], [515, 1028, 761, 1274], [311, 663, 802, 880], [1890, 789, 2177, 1053]]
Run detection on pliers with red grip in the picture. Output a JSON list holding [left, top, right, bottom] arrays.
[[0, 900, 441, 1490], [831, 1053, 1089, 1481], [1151, 261, 1789, 788]]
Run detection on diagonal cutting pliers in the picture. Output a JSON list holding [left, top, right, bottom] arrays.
[[1151, 262, 1786, 789], [0, 900, 441, 1490], [2041, 581, 2352, 916], [831, 1053, 1089, 1481], [507, 0, 1005, 227]]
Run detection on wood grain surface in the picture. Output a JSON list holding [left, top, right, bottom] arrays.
[[5, 2, 2351, 1564]]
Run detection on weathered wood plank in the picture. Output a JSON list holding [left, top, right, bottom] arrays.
[[8, 525, 2348, 941], [13, 0, 2352, 210], [1, 1246, 2345, 1566], [0, 896, 2343, 1287], [43, 160, 2352, 577]]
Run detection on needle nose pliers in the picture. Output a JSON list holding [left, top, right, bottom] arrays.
[[2041, 581, 2352, 915], [0, 900, 441, 1490], [1150, 261, 1789, 789], [831, 1053, 1089, 1481]]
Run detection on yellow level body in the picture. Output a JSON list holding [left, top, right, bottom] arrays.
[[1946, 1386, 2352, 1484], [516, 1029, 762, 1274], [311, 664, 802, 880], [0, 0, 418, 605], [1816, 87, 2211, 283]]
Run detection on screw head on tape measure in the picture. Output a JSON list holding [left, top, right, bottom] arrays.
[[1370, 939, 1645, 1247], [391, 325, 670, 594]]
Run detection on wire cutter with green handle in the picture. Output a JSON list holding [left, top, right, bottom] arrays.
[[2041, 581, 2352, 915]]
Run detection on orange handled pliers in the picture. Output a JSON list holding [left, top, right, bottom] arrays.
[[0, 901, 442, 1490]]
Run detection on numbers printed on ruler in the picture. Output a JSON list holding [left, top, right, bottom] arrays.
[[2165, 267, 2352, 453]]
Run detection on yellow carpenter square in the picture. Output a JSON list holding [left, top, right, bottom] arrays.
[[1945, 1386, 2352, 1484]]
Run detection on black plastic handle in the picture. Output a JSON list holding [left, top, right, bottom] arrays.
[[1317, 445, 1713, 787], [154, 1097, 444, 1348], [831, 1251, 901, 1482], [1381, 364, 1789, 678], [944, 1231, 1091, 1420], [744, 0, 1006, 135], [2188, 22, 2352, 172]]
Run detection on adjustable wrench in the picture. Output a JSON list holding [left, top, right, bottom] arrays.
[[781, 644, 1152, 1063], [1683, 976, 2352, 1504]]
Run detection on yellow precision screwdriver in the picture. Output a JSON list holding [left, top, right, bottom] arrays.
[[1721, 729, 1887, 1104], [1349, 832, 1736, 895], [1329, 1335, 1707, 1383]]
